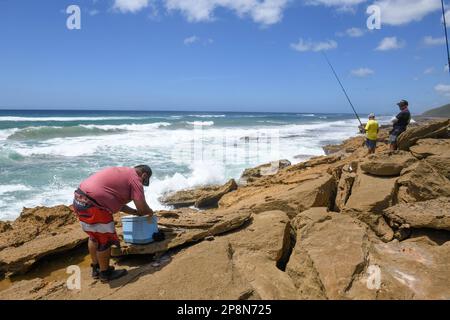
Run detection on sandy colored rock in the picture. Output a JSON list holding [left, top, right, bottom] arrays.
[[397, 119, 449, 151], [354, 239, 450, 300], [159, 185, 222, 208], [344, 210, 394, 243], [360, 151, 417, 176], [345, 172, 397, 214], [323, 136, 365, 155], [21, 211, 297, 300], [0, 225, 87, 277], [220, 210, 299, 299], [397, 161, 450, 203], [384, 198, 450, 231], [334, 171, 355, 211], [195, 179, 238, 208], [0, 206, 87, 277], [0, 222, 12, 233], [287, 210, 369, 300], [426, 156, 450, 179], [0, 205, 77, 250], [240, 160, 291, 184], [112, 209, 251, 256], [219, 173, 336, 219], [409, 139, 450, 159]]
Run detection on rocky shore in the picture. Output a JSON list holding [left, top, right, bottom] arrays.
[[0, 118, 449, 300]]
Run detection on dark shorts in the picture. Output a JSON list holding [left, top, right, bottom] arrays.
[[366, 139, 377, 149], [73, 189, 120, 252], [389, 134, 399, 144]]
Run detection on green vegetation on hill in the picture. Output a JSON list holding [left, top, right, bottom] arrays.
[[423, 104, 450, 117]]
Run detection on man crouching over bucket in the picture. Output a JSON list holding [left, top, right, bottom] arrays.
[[72, 165, 154, 282]]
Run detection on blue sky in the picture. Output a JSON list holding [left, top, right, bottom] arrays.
[[0, 0, 449, 114]]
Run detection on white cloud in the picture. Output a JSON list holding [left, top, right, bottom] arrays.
[[184, 35, 200, 45], [164, 0, 289, 25], [435, 83, 450, 96], [443, 10, 450, 25], [291, 38, 338, 52], [423, 36, 446, 46], [113, 0, 150, 13], [376, 37, 405, 51], [89, 9, 100, 16], [424, 67, 435, 74], [306, 0, 366, 11], [373, 0, 441, 26], [345, 27, 365, 37], [183, 35, 214, 45], [351, 67, 374, 77]]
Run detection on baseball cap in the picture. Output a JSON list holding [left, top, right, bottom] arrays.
[[397, 99, 409, 107]]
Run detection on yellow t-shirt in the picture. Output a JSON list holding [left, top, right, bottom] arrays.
[[365, 119, 379, 141]]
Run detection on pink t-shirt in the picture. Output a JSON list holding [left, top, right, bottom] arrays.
[[79, 167, 145, 213]]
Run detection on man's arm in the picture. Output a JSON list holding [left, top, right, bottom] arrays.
[[133, 199, 154, 217], [120, 205, 138, 215]]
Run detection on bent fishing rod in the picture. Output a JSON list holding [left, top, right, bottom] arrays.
[[322, 52, 363, 127], [442, 0, 450, 74]]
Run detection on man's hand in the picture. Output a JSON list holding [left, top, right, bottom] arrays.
[[133, 199, 154, 217]]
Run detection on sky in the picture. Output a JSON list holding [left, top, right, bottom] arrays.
[[0, 0, 450, 114]]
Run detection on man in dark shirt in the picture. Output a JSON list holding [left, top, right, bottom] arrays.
[[389, 99, 411, 151]]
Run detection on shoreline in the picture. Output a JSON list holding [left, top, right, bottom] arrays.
[[0, 119, 448, 298]]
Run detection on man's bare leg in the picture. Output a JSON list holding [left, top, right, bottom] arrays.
[[97, 248, 111, 272], [88, 239, 99, 265]]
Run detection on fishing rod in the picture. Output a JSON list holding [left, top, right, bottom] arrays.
[[441, 0, 450, 74], [322, 52, 363, 127]]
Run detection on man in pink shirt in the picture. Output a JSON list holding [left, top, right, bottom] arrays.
[[73, 165, 154, 283]]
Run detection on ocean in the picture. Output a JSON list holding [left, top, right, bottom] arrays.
[[0, 110, 391, 221]]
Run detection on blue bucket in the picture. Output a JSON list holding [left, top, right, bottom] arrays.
[[122, 215, 159, 245]]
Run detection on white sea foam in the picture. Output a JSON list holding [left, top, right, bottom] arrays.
[[186, 121, 215, 126], [0, 115, 372, 221], [0, 184, 31, 195], [188, 114, 226, 118], [80, 122, 172, 131]]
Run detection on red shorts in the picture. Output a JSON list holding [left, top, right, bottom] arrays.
[[73, 189, 120, 252]]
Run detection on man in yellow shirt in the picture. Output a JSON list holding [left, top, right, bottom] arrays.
[[364, 113, 379, 154]]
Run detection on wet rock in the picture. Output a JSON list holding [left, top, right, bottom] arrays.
[[384, 198, 450, 231], [397, 119, 449, 151], [194, 179, 238, 208], [240, 160, 291, 184], [360, 151, 417, 176], [397, 161, 450, 203]]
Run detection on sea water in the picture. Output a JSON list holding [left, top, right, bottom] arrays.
[[0, 110, 392, 221]]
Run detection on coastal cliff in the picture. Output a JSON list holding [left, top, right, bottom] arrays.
[[0, 118, 449, 300]]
